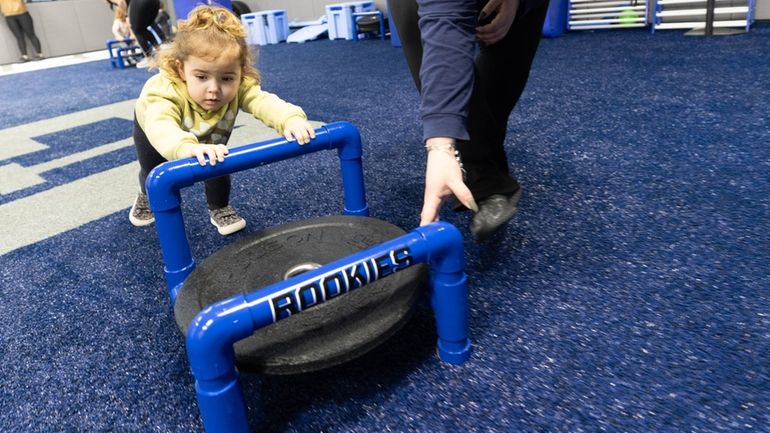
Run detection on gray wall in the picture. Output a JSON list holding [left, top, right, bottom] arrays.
[[0, 0, 385, 64], [757, 0, 770, 18], [0, 0, 114, 64]]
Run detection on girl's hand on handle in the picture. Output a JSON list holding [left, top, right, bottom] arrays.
[[188, 143, 228, 166], [283, 117, 316, 145]]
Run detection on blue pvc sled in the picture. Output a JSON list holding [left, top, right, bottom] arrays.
[[145, 121, 471, 433]]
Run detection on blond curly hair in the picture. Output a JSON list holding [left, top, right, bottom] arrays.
[[156, 5, 259, 83]]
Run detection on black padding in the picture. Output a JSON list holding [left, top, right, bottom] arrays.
[[174, 216, 426, 375]]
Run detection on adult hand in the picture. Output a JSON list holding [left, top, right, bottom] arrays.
[[476, 0, 520, 45], [283, 117, 316, 145], [420, 138, 478, 226]]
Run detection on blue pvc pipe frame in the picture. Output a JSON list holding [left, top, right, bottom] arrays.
[[145, 121, 471, 433], [147, 121, 369, 302]]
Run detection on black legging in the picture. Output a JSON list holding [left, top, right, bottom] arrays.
[[133, 116, 231, 210], [127, 0, 163, 56], [6, 12, 41, 56], [390, 0, 550, 202]]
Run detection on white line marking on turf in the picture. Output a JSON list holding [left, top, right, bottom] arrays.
[[0, 162, 139, 255], [0, 99, 136, 162], [0, 107, 324, 255], [0, 138, 134, 194], [0, 50, 111, 77]]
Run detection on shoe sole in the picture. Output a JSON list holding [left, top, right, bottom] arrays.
[[210, 218, 246, 236], [471, 188, 523, 241]]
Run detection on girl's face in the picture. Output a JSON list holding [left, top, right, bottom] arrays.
[[177, 52, 242, 112]]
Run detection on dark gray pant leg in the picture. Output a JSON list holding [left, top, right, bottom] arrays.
[[6, 15, 27, 55], [461, 0, 550, 200], [388, 0, 423, 89], [390, 0, 549, 201], [17, 13, 41, 53]]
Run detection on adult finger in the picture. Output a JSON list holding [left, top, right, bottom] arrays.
[[477, 27, 506, 44], [478, 0, 503, 21], [420, 193, 444, 226], [449, 178, 478, 212]]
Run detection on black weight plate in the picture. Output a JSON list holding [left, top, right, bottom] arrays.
[[174, 215, 426, 375]]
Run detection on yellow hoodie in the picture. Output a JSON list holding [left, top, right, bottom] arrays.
[[0, 0, 28, 17], [135, 69, 307, 161]]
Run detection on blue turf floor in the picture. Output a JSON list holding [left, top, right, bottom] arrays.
[[1, 24, 769, 432]]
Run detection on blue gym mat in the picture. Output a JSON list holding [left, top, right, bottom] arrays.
[[1, 23, 768, 433]]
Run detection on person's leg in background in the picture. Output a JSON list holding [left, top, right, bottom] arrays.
[[128, 0, 161, 59], [16, 12, 43, 59], [149, 21, 166, 44], [463, 0, 550, 239], [6, 16, 29, 61], [390, 0, 549, 239], [388, 0, 422, 89], [462, 0, 550, 201], [155, 5, 173, 40]]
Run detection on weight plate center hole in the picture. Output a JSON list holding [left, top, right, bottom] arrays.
[[283, 262, 323, 280]]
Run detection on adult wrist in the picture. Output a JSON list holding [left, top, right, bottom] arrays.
[[424, 139, 464, 173], [424, 142, 456, 154]]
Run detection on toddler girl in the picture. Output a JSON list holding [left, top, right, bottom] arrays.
[[130, 5, 315, 235]]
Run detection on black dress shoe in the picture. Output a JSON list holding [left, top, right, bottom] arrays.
[[470, 188, 523, 241]]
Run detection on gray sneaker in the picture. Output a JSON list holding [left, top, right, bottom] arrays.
[[129, 193, 155, 226], [209, 205, 246, 235]]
